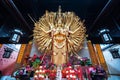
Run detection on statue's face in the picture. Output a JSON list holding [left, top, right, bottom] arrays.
[[54, 27, 66, 43], [54, 34, 66, 43]]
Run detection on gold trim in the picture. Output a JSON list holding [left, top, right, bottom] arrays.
[[16, 44, 26, 64], [95, 44, 108, 72], [0, 44, 2, 48], [87, 41, 99, 65]]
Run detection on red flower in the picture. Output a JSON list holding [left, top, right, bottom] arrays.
[[39, 55, 44, 60], [49, 71, 56, 79], [66, 62, 71, 66], [32, 54, 37, 61]]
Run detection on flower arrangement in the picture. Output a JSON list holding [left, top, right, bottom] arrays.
[[69, 55, 91, 66], [34, 66, 46, 80], [28, 54, 57, 80], [14, 53, 92, 80], [62, 66, 77, 80]]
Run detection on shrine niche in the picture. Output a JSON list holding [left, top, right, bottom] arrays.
[[33, 6, 86, 66]]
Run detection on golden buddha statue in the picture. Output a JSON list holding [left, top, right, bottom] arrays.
[[33, 6, 86, 65]]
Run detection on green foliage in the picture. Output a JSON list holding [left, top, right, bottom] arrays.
[[32, 58, 41, 68], [80, 59, 92, 66]]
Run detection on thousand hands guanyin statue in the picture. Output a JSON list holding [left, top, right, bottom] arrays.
[[33, 6, 86, 65]]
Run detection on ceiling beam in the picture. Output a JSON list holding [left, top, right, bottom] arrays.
[[2, 0, 32, 33], [92, 0, 112, 26], [88, 0, 113, 33], [113, 18, 120, 31]]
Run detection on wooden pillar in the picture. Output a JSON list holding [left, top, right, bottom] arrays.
[[95, 44, 108, 71], [87, 41, 99, 65], [14, 44, 33, 71], [16, 44, 27, 64], [22, 44, 32, 65], [0, 44, 2, 48]]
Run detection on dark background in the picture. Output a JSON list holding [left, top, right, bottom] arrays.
[[0, 0, 120, 44]]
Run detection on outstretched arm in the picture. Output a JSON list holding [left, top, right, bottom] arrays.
[[35, 23, 52, 33], [44, 39, 52, 47], [67, 37, 74, 45], [40, 27, 52, 33], [68, 27, 80, 34]]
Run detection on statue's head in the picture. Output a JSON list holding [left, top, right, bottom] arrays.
[[55, 6, 64, 28]]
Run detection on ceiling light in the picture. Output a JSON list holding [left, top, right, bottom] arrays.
[[9, 29, 23, 43], [99, 29, 112, 43]]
